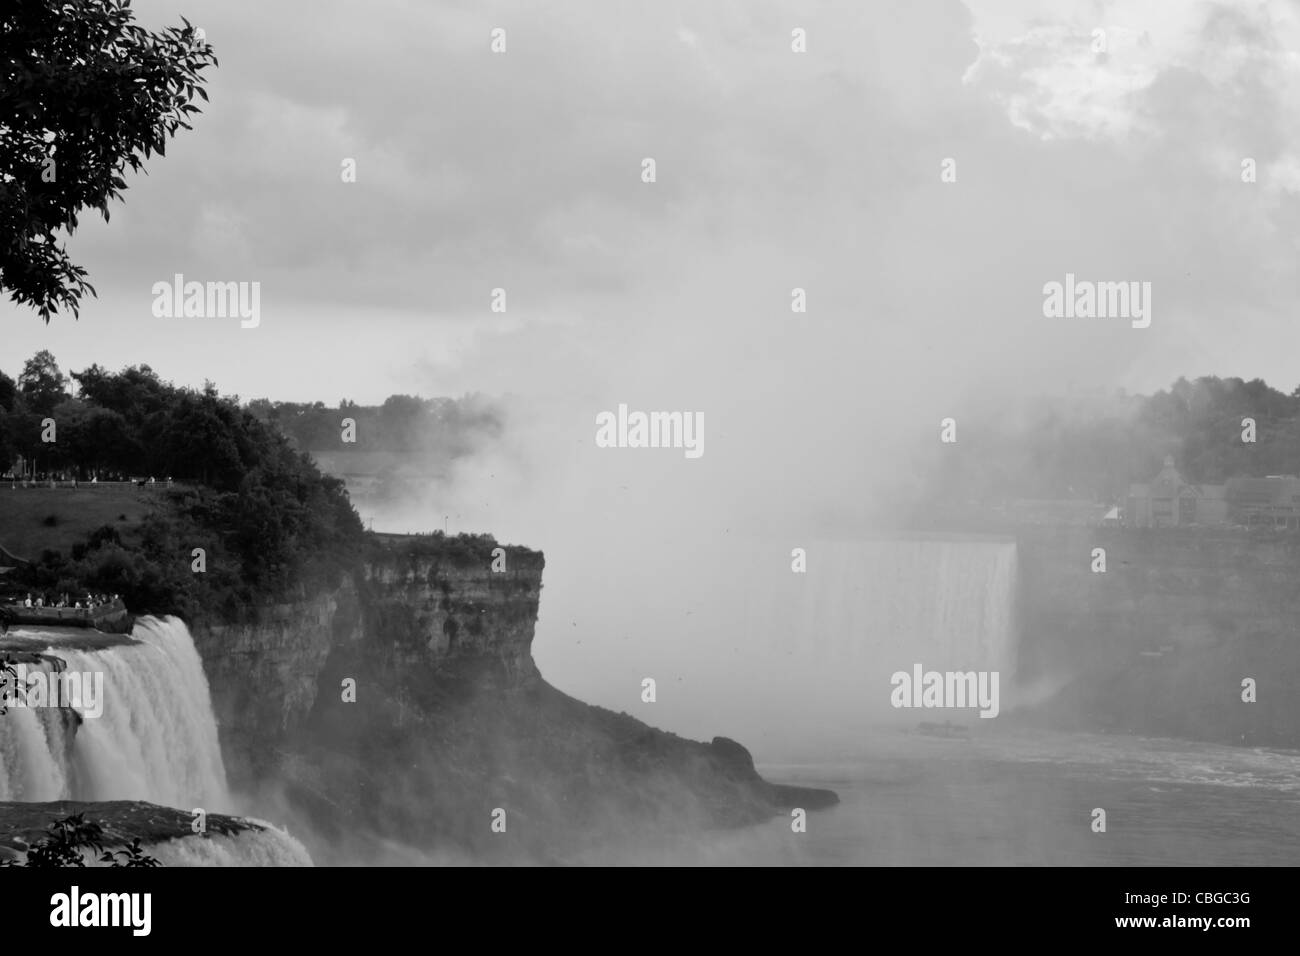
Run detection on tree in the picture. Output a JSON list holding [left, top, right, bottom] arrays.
[[0, 0, 218, 321], [0, 370, 16, 412], [17, 349, 66, 415], [0, 417, 11, 474], [72, 362, 168, 418], [0, 370, 15, 470]]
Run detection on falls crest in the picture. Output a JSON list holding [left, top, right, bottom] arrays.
[[0, 615, 229, 810], [704, 535, 1023, 752], [800, 537, 1020, 676]]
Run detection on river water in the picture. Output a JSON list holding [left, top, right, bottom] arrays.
[[627, 727, 1300, 865]]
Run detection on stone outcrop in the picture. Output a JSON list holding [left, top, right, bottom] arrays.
[[186, 531, 836, 862], [0, 800, 256, 859], [191, 583, 362, 775]]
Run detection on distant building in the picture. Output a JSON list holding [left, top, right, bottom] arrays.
[[1127, 457, 1300, 530], [1126, 456, 1228, 528], [1224, 475, 1300, 529]]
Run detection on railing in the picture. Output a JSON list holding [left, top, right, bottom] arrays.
[[0, 600, 127, 628], [3, 479, 172, 489]]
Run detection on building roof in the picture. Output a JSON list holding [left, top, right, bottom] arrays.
[[1146, 455, 1187, 495], [1225, 476, 1300, 504], [1132, 457, 1228, 499]]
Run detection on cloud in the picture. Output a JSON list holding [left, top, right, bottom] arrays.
[[962, 0, 1300, 196]]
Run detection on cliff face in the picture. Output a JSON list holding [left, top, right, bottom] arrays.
[[190, 533, 833, 862], [191, 538, 543, 756], [191, 582, 362, 771], [359, 540, 543, 693], [1017, 525, 1300, 746]]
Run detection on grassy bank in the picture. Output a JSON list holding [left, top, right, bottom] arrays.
[[0, 484, 154, 561]]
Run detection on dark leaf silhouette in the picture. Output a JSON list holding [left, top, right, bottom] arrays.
[[0, 814, 162, 867], [0, 1, 218, 322]]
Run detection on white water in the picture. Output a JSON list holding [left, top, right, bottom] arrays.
[[128, 821, 314, 867], [773, 536, 1019, 738], [58, 818, 315, 867], [564, 534, 1023, 759], [1, 616, 315, 865], [734, 535, 1021, 682], [0, 616, 228, 809], [795, 537, 1020, 677]]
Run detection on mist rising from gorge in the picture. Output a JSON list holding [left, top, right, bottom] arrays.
[[339, 293, 1059, 761]]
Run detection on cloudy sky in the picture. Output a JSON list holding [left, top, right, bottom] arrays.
[[7, 0, 1300, 750], [7, 0, 1299, 406]]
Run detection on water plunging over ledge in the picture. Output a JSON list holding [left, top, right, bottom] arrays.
[[0, 616, 229, 810]]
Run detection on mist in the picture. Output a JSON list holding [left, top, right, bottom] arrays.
[[6, 0, 1300, 870]]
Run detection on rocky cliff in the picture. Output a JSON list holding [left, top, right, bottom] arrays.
[[191, 583, 362, 779], [190, 531, 835, 863], [0, 801, 311, 866], [1016, 525, 1300, 746], [357, 533, 544, 693], [190, 534, 542, 766]]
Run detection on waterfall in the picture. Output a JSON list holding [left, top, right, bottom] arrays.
[[797, 537, 1020, 677], [117, 821, 313, 867], [0, 616, 229, 810], [696, 534, 1023, 751]]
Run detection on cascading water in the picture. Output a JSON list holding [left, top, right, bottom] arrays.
[[0, 615, 312, 864], [692, 534, 1023, 753], [141, 824, 313, 866], [797, 537, 1019, 677], [0, 615, 229, 808]]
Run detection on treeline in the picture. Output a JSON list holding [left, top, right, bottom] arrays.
[[919, 375, 1300, 511], [0, 350, 284, 484], [2, 351, 365, 620], [246, 393, 502, 457]]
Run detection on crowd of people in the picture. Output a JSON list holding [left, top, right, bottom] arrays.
[[12, 591, 120, 611], [5, 474, 172, 488]]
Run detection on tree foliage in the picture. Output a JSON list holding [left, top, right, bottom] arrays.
[[0, 813, 161, 867], [247, 392, 503, 457], [4, 353, 366, 622], [917, 375, 1300, 515], [1, 0, 217, 321], [17, 349, 67, 414]]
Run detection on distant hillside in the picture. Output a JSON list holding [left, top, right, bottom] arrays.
[[246, 394, 503, 513], [246, 393, 501, 459], [912, 375, 1300, 522]]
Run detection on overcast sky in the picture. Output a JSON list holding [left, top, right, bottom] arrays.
[[6, 0, 1299, 407], [7, 0, 1300, 750]]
